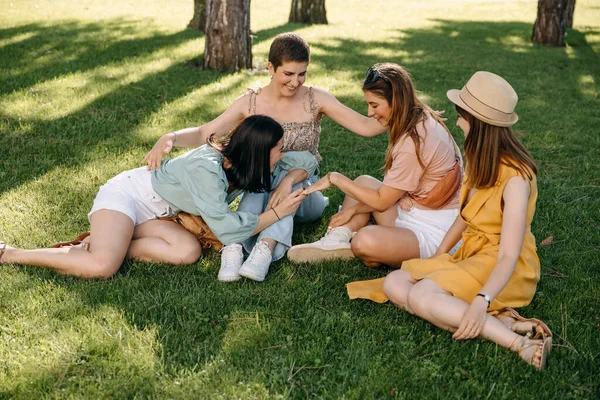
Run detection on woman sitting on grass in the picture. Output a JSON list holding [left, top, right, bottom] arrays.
[[383, 72, 552, 370], [0, 116, 313, 279], [288, 63, 462, 268], [143, 33, 386, 282]]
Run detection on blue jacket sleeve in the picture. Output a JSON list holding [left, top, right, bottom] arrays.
[[180, 164, 259, 245]]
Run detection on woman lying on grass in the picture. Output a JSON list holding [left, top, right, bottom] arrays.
[[383, 72, 552, 370], [0, 115, 313, 279], [144, 33, 386, 282], [288, 63, 462, 267]]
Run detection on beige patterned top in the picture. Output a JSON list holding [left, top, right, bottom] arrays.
[[247, 87, 322, 163]]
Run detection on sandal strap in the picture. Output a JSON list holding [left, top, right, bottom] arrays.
[[0, 242, 6, 263], [51, 232, 90, 248]]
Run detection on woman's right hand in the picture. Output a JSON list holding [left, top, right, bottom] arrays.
[[329, 207, 355, 229], [273, 188, 307, 218], [143, 133, 175, 170]]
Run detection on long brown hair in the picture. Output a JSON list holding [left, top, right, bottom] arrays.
[[456, 105, 537, 188], [362, 63, 446, 171]]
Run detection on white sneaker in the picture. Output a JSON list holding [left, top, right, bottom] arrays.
[[218, 244, 244, 282], [238, 241, 272, 282], [287, 227, 355, 263]]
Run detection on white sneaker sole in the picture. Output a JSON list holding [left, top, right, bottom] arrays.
[[287, 245, 355, 263], [238, 266, 266, 282], [218, 274, 241, 282]]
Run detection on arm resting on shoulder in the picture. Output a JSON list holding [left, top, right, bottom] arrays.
[[316, 89, 386, 137]]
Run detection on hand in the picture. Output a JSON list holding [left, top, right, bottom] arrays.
[[433, 109, 447, 122], [274, 188, 307, 218], [143, 133, 175, 170], [329, 206, 355, 229], [267, 180, 293, 209], [303, 172, 336, 196], [452, 296, 488, 340]]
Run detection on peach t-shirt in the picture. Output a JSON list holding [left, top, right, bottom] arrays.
[[382, 116, 461, 210]]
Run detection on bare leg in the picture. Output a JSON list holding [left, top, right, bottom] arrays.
[[126, 219, 202, 265], [337, 175, 384, 233], [351, 205, 420, 267], [385, 274, 547, 369], [0, 210, 134, 278], [382, 269, 418, 313]]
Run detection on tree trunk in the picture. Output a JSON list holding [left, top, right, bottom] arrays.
[[531, 0, 569, 46], [289, 0, 328, 24], [187, 0, 206, 32], [203, 0, 252, 71], [565, 0, 576, 28]]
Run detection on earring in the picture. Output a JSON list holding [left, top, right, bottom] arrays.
[[270, 75, 273, 80]]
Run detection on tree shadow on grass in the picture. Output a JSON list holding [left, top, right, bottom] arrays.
[[2, 18, 600, 398], [0, 19, 202, 96]]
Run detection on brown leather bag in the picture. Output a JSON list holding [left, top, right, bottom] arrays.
[[163, 212, 223, 251], [411, 120, 463, 210], [412, 158, 462, 209]]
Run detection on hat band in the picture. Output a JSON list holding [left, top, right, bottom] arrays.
[[459, 86, 513, 124]]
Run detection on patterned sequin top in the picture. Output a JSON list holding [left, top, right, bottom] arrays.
[[247, 87, 322, 163]]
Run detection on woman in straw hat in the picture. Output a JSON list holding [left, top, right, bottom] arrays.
[[288, 63, 462, 267], [383, 71, 552, 370]]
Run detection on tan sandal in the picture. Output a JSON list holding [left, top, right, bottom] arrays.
[[510, 333, 551, 371], [497, 307, 553, 343], [52, 232, 90, 251], [0, 241, 6, 263]]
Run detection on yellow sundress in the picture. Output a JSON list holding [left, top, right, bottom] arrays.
[[346, 164, 541, 312]]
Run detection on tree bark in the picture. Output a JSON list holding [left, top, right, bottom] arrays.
[[289, 0, 328, 24], [187, 0, 207, 32], [203, 0, 252, 71], [565, 0, 576, 28], [531, 0, 569, 46]]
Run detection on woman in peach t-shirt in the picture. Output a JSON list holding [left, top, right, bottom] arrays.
[[288, 63, 462, 267]]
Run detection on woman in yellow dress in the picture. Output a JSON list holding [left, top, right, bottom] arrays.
[[383, 71, 552, 370]]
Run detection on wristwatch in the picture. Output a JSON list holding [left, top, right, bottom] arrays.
[[476, 293, 491, 307]]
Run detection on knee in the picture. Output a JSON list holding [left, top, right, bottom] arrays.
[[87, 256, 122, 279], [407, 280, 435, 315], [383, 270, 411, 306], [353, 175, 375, 186], [171, 240, 202, 265], [350, 228, 377, 260]]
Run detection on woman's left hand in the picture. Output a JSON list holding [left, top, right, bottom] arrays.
[[267, 181, 293, 209], [303, 173, 335, 196], [452, 296, 488, 340]]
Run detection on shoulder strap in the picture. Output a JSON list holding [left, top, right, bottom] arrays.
[[307, 87, 318, 119], [246, 88, 258, 115]]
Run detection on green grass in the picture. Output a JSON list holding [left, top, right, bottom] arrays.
[[1, 0, 599, 398]]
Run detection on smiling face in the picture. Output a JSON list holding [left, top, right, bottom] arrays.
[[363, 90, 392, 127], [269, 137, 285, 171], [268, 61, 308, 97]]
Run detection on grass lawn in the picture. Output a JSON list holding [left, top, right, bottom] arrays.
[[1, 0, 599, 398]]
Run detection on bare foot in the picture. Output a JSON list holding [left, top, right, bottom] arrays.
[[0, 241, 14, 264], [510, 333, 551, 371]]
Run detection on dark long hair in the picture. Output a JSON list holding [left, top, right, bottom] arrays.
[[456, 105, 537, 188], [208, 115, 283, 193], [362, 63, 445, 172]]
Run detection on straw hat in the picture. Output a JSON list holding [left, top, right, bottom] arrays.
[[447, 71, 518, 127]]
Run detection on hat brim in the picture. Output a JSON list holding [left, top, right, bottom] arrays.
[[446, 89, 518, 127]]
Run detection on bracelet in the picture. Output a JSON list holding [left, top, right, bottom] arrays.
[[171, 132, 178, 144], [271, 208, 281, 220], [327, 172, 333, 186]]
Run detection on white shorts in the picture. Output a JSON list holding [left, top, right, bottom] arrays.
[[395, 207, 460, 258], [88, 167, 174, 226]]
